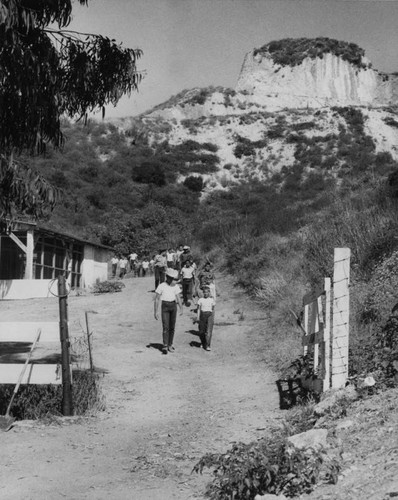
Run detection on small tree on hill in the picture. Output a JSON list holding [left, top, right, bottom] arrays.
[[0, 0, 142, 224]]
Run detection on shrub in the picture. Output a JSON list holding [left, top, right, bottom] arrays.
[[255, 271, 288, 308], [183, 175, 205, 192], [383, 117, 398, 128], [360, 251, 398, 324], [194, 431, 339, 499], [132, 161, 166, 186], [91, 280, 126, 294], [0, 384, 63, 419], [0, 371, 104, 419], [255, 37, 367, 69]]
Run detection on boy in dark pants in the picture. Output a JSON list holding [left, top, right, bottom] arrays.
[[154, 269, 183, 354], [180, 260, 195, 306], [197, 286, 215, 351]]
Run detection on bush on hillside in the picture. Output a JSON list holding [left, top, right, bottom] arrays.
[[183, 175, 205, 192], [255, 37, 367, 69], [132, 161, 166, 186]]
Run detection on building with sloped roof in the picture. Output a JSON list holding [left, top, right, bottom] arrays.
[[0, 221, 112, 299]]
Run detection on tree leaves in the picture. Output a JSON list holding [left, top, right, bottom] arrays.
[[0, 0, 142, 154], [0, 0, 142, 220], [0, 153, 60, 220]]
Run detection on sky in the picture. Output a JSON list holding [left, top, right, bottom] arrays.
[[69, 0, 398, 118]]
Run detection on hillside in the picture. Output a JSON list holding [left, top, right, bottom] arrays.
[[9, 37, 398, 498], [19, 39, 398, 257]]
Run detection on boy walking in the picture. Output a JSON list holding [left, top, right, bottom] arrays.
[[154, 269, 183, 354], [180, 259, 195, 306], [111, 255, 119, 278], [153, 249, 167, 289], [197, 286, 216, 351], [119, 256, 128, 279]]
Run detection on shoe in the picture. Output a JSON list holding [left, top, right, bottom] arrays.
[[168, 346, 175, 352], [205, 347, 211, 351], [162, 346, 168, 355]]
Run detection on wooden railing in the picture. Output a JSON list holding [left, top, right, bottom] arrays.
[[301, 248, 350, 393]]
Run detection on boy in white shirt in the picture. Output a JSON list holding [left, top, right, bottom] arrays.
[[154, 269, 183, 354], [141, 258, 149, 277], [111, 255, 119, 278], [119, 256, 128, 279], [197, 286, 216, 351], [180, 260, 195, 306]]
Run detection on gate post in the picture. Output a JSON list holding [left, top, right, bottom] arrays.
[[58, 275, 73, 415], [331, 248, 350, 389]]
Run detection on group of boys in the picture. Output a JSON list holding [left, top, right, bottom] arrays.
[[111, 253, 151, 279], [153, 247, 216, 354]]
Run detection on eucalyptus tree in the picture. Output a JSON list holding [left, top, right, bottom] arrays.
[[0, 0, 142, 225]]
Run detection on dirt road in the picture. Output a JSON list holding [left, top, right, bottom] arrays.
[[0, 274, 281, 499]]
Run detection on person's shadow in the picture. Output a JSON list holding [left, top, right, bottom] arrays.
[[146, 343, 164, 352], [187, 329, 202, 348]]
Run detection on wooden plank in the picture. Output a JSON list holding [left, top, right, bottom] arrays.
[[8, 232, 27, 253], [303, 303, 309, 355], [323, 278, 332, 390], [331, 248, 350, 389], [0, 363, 65, 384], [303, 285, 325, 306], [25, 229, 34, 279], [0, 322, 60, 343], [311, 301, 319, 371], [302, 328, 324, 347]]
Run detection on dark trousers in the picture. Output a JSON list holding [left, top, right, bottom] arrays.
[[199, 311, 214, 348], [112, 264, 117, 277], [155, 267, 166, 288], [182, 279, 192, 303], [161, 301, 177, 347]]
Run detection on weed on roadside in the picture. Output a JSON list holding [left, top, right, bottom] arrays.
[[0, 371, 105, 420]]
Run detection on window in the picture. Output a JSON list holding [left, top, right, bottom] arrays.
[[33, 235, 83, 288]]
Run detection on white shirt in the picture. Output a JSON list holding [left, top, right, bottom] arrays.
[[155, 282, 181, 301], [198, 297, 215, 312], [180, 266, 195, 280], [129, 253, 137, 261]]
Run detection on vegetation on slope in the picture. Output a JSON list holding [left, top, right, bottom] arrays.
[[191, 107, 398, 498], [18, 99, 398, 496], [254, 37, 368, 69], [22, 119, 221, 253]]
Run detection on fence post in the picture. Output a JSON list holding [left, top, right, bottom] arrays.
[[85, 311, 94, 373], [58, 275, 73, 415], [323, 277, 331, 391], [331, 248, 350, 389]]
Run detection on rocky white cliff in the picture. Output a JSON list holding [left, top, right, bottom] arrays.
[[236, 49, 398, 109], [110, 39, 398, 194]]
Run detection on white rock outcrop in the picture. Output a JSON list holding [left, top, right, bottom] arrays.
[[236, 50, 398, 109]]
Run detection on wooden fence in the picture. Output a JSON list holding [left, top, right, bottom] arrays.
[[0, 276, 74, 415], [0, 322, 63, 384], [301, 247, 351, 393]]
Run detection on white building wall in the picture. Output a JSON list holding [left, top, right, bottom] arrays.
[[81, 245, 109, 288]]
